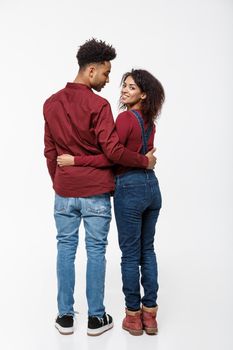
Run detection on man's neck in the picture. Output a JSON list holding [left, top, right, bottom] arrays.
[[73, 73, 91, 88]]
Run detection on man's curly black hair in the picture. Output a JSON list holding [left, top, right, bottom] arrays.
[[76, 38, 116, 68]]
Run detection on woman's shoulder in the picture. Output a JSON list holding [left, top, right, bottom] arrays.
[[116, 110, 134, 119], [115, 111, 134, 132], [116, 111, 136, 126]]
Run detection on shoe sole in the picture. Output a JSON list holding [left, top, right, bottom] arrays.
[[87, 323, 114, 336], [122, 325, 143, 336], [144, 327, 158, 335], [55, 323, 74, 335]]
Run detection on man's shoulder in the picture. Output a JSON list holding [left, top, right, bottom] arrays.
[[43, 87, 66, 113], [90, 92, 110, 108], [43, 85, 111, 118]]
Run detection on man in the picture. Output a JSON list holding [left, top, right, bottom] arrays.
[[43, 38, 156, 336]]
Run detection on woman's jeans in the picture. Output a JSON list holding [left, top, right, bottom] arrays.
[[54, 193, 111, 317], [114, 170, 162, 311]]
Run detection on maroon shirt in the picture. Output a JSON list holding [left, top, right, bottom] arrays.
[[43, 83, 148, 197], [75, 110, 155, 175]]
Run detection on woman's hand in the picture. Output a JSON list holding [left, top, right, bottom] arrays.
[[57, 154, 74, 167]]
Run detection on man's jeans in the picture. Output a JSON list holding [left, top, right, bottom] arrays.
[[114, 170, 162, 311], [54, 193, 111, 317]]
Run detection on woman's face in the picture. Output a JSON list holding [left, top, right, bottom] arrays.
[[120, 75, 146, 109]]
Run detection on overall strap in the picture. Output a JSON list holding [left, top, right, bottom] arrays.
[[130, 110, 153, 154]]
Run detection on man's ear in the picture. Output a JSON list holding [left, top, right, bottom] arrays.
[[88, 64, 96, 78]]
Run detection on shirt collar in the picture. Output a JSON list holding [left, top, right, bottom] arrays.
[[66, 82, 92, 91]]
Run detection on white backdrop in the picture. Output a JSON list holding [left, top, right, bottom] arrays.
[[0, 1, 232, 349]]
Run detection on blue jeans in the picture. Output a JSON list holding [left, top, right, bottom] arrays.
[[114, 170, 162, 311], [54, 193, 111, 317]]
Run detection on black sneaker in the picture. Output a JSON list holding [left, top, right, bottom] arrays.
[[55, 315, 74, 335], [87, 313, 113, 336]]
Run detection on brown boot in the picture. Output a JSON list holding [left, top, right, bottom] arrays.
[[122, 309, 143, 336], [142, 305, 158, 335]]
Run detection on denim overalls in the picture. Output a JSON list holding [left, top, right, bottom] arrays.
[[114, 110, 162, 310]]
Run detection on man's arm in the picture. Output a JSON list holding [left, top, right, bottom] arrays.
[[93, 102, 155, 168], [44, 120, 58, 181], [57, 109, 156, 168]]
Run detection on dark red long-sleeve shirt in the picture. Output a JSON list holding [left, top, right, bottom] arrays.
[[74, 110, 155, 175], [43, 83, 148, 197]]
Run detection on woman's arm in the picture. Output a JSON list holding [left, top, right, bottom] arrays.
[[57, 112, 156, 168], [57, 153, 113, 167]]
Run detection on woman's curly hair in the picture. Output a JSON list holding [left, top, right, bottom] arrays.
[[120, 69, 165, 122], [76, 38, 116, 67]]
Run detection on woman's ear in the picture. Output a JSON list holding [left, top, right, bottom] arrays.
[[141, 93, 147, 100]]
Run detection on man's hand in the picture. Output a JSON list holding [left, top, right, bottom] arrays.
[[145, 148, 157, 169], [57, 154, 74, 167]]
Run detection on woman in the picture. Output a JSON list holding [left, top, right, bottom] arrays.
[[57, 69, 165, 336]]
